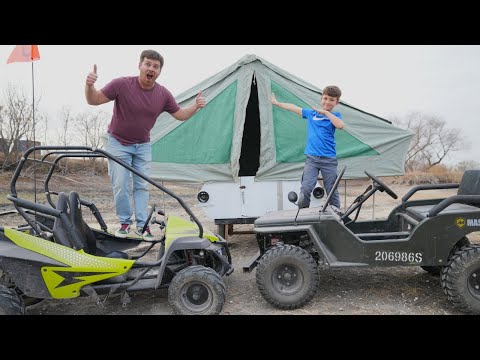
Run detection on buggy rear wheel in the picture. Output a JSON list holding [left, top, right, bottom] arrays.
[[0, 284, 25, 315], [441, 245, 480, 314], [256, 244, 319, 310], [168, 265, 226, 315]]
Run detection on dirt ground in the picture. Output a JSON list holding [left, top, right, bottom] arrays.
[[1, 171, 478, 315]]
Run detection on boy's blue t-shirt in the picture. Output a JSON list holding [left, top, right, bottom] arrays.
[[301, 109, 343, 158]]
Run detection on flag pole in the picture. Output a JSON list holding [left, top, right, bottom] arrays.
[[6, 45, 40, 205], [31, 60, 37, 203]]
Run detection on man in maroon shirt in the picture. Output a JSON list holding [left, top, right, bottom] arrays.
[[85, 49, 205, 240]]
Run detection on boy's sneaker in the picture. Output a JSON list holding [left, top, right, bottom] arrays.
[[137, 226, 154, 241], [115, 224, 130, 238]]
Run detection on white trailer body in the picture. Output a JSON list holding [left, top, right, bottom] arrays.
[[196, 177, 323, 236]]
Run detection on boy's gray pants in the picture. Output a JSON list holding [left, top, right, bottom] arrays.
[[297, 155, 341, 209]]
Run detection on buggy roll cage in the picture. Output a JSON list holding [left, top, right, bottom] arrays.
[[7, 146, 205, 238]]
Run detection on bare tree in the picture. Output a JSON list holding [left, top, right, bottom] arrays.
[[25, 100, 46, 148], [87, 111, 109, 150], [55, 105, 74, 173], [35, 112, 49, 147], [56, 106, 74, 146], [73, 110, 109, 173], [392, 111, 468, 171], [74, 110, 109, 148], [0, 84, 41, 169]]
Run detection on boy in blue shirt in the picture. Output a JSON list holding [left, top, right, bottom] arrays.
[[270, 86, 344, 209]]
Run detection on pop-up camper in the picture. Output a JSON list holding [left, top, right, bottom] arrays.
[[150, 54, 413, 236]]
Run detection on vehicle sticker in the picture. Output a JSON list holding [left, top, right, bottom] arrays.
[[375, 251, 423, 263]]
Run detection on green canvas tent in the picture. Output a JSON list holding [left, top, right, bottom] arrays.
[[150, 54, 413, 183]]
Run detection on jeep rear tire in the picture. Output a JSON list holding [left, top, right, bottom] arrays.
[[441, 245, 480, 314], [421, 236, 471, 275], [256, 244, 319, 310]]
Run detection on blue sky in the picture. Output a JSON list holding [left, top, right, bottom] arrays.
[[1, 45, 479, 165]]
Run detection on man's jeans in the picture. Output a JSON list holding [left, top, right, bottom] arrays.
[[298, 155, 341, 209], [107, 134, 151, 229]]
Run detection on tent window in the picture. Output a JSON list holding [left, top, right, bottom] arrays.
[[239, 75, 260, 176]]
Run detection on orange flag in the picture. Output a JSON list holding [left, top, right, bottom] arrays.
[[7, 45, 40, 64]]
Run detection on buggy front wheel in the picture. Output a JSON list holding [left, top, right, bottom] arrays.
[[0, 284, 25, 315], [168, 266, 226, 315]]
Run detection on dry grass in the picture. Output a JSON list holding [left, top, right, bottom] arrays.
[[49, 158, 108, 175], [1, 157, 108, 176], [391, 170, 463, 185]]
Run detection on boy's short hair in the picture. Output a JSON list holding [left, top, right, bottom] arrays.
[[140, 50, 164, 69], [323, 86, 342, 100]]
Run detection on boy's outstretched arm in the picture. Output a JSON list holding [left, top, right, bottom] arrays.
[[313, 106, 345, 129], [270, 93, 302, 116]]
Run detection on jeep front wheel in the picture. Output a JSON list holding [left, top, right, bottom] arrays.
[[256, 244, 319, 310]]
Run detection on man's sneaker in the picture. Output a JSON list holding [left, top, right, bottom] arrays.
[[137, 226, 154, 241], [115, 224, 130, 238]]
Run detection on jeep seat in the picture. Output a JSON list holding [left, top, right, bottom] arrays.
[[406, 170, 480, 221]]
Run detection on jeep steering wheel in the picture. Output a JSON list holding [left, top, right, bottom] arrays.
[[364, 171, 398, 199]]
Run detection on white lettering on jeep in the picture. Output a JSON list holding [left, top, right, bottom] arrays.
[[467, 219, 480, 226], [375, 251, 423, 263]]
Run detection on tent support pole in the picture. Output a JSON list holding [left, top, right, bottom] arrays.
[[372, 179, 376, 219]]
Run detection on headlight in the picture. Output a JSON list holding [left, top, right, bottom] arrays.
[[313, 187, 325, 199], [197, 191, 210, 203], [288, 191, 298, 203]]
